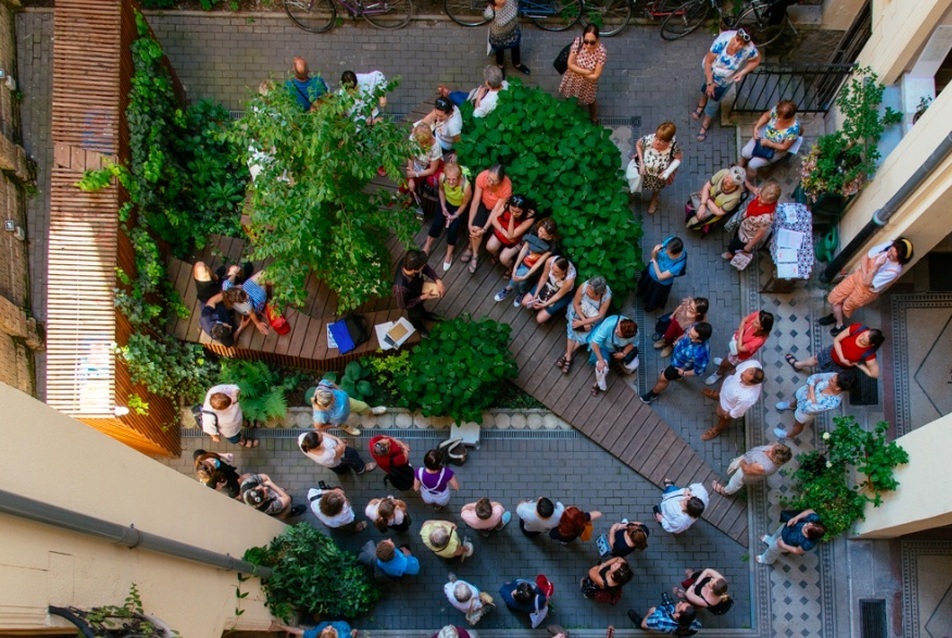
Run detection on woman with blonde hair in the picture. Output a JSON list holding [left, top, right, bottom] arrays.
[[365, 495, 411, 532], [633, 121, 683, 214]]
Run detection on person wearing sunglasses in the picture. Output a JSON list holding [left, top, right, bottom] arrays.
[[559, 24, 608, 123], [693, 29, 760, 142]]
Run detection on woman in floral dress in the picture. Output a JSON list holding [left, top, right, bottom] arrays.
[[739, 100, 801, 176], [559, 25, 607, 122], [634, 121, 683, 214]]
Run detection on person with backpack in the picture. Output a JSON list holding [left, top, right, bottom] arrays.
[[366, 495, 412, 533], [369, 435, 414, 491], [414, 449, 459, 510]]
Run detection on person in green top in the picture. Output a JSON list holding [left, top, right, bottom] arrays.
[[684, 165, 747, 232], [422, 162, 473, 272]]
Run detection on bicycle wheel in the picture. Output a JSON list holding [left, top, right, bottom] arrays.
[[529, 0, 583, 31], [582, 0, 631, 37], [364, 0, 413, 28], [659, 0, 709, 40], [444, 0, 490, 26], [731, 3, 788, 48], [284, 0, 336, 33]]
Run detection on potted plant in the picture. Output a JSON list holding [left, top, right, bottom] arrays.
[[800, 67, 902, 211]]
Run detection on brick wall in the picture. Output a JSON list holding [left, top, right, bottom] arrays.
[[0, 0, 40, 395]]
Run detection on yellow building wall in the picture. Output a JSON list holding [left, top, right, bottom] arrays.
[[855, 413, 952, 537], [0, 383, 285, 636], [859, 0, 952, 84]]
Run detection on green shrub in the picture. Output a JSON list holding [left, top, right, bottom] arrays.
[[117, 333, 218, 404], [455, 79, 642, 301], [327, 361, 374, 402], [218, 360, 304, 424], [787, 416, 908, 539], [244, 523, 382, 622], [361, 351, 412, 405], [397, 315, 518, 424]]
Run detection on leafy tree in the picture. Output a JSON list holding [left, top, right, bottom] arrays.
[[232, 80, 417, 311]]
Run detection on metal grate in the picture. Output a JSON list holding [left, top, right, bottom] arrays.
[[859, 599, 886, 638], [598, 116, 641, 128], [183, 426, 580, 440]]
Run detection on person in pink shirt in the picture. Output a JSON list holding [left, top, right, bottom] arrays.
[[461, 497, 511, 535], [705, 310, 773, 386]]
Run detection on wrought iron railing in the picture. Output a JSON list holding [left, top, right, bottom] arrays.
[[729, 63, 856, 115]]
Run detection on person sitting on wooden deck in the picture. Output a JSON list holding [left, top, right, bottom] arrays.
[[222, 270, 270, 338], [393, 249, 445, 338], [438, 64, 509, 119]]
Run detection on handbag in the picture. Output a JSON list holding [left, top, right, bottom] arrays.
[[723, 205, 745, 235], [265, 303, 291, 336], [580, 520, 594, 541], [553, 42, 572, 74], [752, 139, 775, 160], [625, 157, 642, 194]]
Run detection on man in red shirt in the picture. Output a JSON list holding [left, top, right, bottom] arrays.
[[785, 324, 883, 378]]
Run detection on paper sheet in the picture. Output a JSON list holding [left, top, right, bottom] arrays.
[[775, 248, 799, 263], [776, 262, 799, 279], [776, 228, 805, 250], [375, 322, 395, 351]]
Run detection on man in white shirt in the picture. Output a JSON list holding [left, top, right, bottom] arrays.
[[339, 69, 387, 123], [701, 359, 764, 440], [653, 480, 709, 534], [201, 384, 257, 448], [439, 65, 509, 119], [516, 497, 565, 537]]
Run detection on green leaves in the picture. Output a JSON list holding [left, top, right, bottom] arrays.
[[456, 79, 642, 301], [117, 333, 217, 404], [243, 523, 382, 622], [396, 315, 518, 424], [218, 360, 304, 424]]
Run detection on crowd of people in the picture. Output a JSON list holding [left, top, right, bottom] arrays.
[[186, 35, 917, 634]]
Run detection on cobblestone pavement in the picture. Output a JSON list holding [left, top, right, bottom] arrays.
[[18, 8, 877, 635]]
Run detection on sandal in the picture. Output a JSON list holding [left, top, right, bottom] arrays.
[[591, 383, 602, 397], [355, 521, 368, 532], [555, 355, 572, 374], [468, 257, 478, 274], [691, 106, 704, 120], [240, 437, 259, 448], [459, 249, 472, 263], [696, 126, 709, 142], [712, 480, 728, 496], [647, 199, 659, 215], [784, 353, 799, 372]]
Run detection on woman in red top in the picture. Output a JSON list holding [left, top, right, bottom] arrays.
[[368, 435, 411, 473], [705, 309, 774, 385], [722, 181, 780, 262], [484, 194, 536, 270], [785, 324, 883, 378]]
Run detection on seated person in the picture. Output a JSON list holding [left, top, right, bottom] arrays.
[[739, 99, 800, 177], [416, 96, 463, 155], [684, 165, 746, 232], [286, 56, 328, 112], [200, 292, 236, 347], [406, 123, 443, 214], [491, 218, 556, 304], [339, 69, 387, 123], [439, 65, 510, 119], [485, 194, 536, 266], [520, 255, 577, 324], [588, 315, 639, 396], [222, 271, 270, 338]]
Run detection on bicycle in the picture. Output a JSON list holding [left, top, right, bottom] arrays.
[[660, 0, 795, 45], [284, 0, 413, 32], [580, 0, 705, 39], [444, 0, 583, 32]]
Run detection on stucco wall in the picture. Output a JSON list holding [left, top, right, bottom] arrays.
[[859, 0, 952, 84], [855, 412, 952, 537], [0, 383, 286, 636]]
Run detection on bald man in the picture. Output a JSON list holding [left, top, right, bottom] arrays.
[[286, 56, 328, 111]]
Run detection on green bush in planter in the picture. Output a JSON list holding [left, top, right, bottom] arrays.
[[218, 360, 304, 424], [244, 523, 381, 622], [397, 315, 518, 424], [455, 79, 642, 300], [323, 361, 374, 402]]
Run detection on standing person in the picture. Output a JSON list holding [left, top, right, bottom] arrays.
[[239, 473, 306, 520], [605, 520, 650, 557], [414, 449, 460, 510], [365, 495, 412, 532], [636, 237, 687, 313], [416, 96, 463, 154], [559, 25, 608, 122], [628, 594, 701, 635], [579, 556, 633, 605], [465, 164, 512, 272], [499, 579, 549, 627], [517, 497, 565, 537], [693, 29, 760, 142], [422, 162, 473, 272], [819, 237, 914, 335], [673, 568, 733, 615], [200, 384, 257, 448], [421, 519, 474, 561], [557, 276, 612, 374], [722, 181, 781, 263], [774, 370, 856, 439], [652, 479, 709, 535], [368, 434, 412, 476], [308, 380, 387, 438], [653, 296, 709, 359], [756, 509, 825, 565], [298, 430, 376, 476], [393, 249, 446, 338], [640, 323, 712, 405], [485, 0, 530, 75], [700, 359, 764, 441], [193, 450, 241, 498], [339, 69, 387, 123], [461, 497, 512, 534], [306, 484, 368, 533], [549, 505, 602, 544], [375, 538, 420, 577], [785, 323, 884, 379], [588, 315, 639, 396], [634, 122, 683, 215], [739, 100, 801, 177], [705, 309, 774, 385], [712, 442, 792, 496], [286, 56, 328, 112], [444, 572, 494, 626]]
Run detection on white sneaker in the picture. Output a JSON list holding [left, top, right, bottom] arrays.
[[442, 261, 452, 272], [371, 406, 387, 415], [704, 372, 721, 385], [340, 424, 361, 436], [713, 357, 723, 366], [513, 296, 521, 308], [775, 401, 792, 411], [773, 426, 789, 439]]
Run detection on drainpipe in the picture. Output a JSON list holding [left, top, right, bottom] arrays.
[[821, 129, 952, 282], [0, 489, 271, 578]]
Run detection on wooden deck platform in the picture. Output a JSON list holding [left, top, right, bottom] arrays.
[[167, 99, 748, 545]]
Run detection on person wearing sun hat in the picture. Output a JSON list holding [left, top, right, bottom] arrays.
[[306, 379, 386, 437]]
